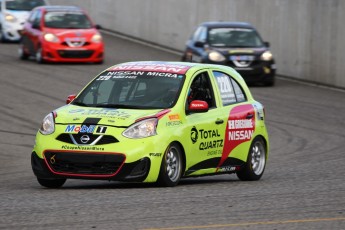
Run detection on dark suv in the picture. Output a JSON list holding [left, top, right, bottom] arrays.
[[182, 22, 276, 86]]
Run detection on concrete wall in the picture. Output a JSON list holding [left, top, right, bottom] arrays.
[[51, 0, 345, 88]]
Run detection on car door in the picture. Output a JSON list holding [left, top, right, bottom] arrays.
[[24, 9, 42, 54], [183, 70, 227, 176], [211, 70, 256, 172]]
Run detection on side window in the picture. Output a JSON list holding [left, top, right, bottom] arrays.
[[231, 79, 246, 102], [213, 71, 247, 105], [32, 10, 42, 27], [187, 72, 216, 109], [28, 10, 38, 23], [213, 71, 236, 105], [192, 26, 207, 43]]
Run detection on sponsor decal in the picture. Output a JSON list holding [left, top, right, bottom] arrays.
[[166, 121, 182, 127], [61, 145, 105, 151], [107, 63, 191, 74], [190, 126, 198, 144], [207, 149, 222, 156], [68, 109, 131, 119], [218, 166, 240, 173], [217, 104, 256, 168], [190, 103, 205, 109], [190, 127, 223, 151], [166, 114, 182, 126], [169, 114, 180, 120], [149, 153, 162, 157], [228, 119, 254, 141], [65, 125, 107, 134]]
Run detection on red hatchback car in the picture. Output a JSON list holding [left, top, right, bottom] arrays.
[[19, 5, 104, 64]]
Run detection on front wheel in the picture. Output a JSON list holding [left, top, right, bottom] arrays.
[[157, 143, 183, 187], [35, 47, 45, 64], [37, 178, 66, 188], [236, 137, 267, 181], [18, 43, 29, 60]]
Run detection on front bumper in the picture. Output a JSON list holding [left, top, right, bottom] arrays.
[[41, 42, 104, 63], [234, 64, 276, 84], [2, 22, 23, 41], [31, 151, 151, 182]]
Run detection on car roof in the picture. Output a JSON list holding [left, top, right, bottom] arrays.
[[105, 61, 253, 100], [199, 21, 255, 29], [35, 5, 82, 12]]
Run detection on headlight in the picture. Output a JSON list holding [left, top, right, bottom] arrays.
[[208, 51, 226, 62], [91, 34, 102, 43], [5, 13, 17, 23], [122, 118, 157, 139], [260, 51, 273, 61], [44, 33, 60, 43], [39, 113, 55, 135]]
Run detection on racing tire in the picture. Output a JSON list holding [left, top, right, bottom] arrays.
[[35, 47, 45, 64], [18, 43, 29, 60], [157, 143, 183, 187], [37, 178, 66, 188], [236, 137, 266, 181]]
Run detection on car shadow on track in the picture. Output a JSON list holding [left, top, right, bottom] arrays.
[[48, 176, 240, 190]]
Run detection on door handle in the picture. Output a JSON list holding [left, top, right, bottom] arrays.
[[215, 119, 224, 125], [246, 113, 254, 119]]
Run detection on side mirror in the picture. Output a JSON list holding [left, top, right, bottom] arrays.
[[95, 24, 102, 30], [188, 100, 209, 113], [264, 41, 270, 47], [66, 94, 76, 104], [194, 41, 205, 48]]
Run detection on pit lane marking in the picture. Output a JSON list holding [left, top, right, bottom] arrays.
[[142, 216, 345, 230]]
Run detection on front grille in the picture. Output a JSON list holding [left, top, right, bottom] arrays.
[[57, 50, 94, 58], [45, 151, 125, 175], [61, 41, 90, 47], [56, 133, 118, 145]]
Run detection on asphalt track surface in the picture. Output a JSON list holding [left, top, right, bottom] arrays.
[[0, 32, 345, 230]]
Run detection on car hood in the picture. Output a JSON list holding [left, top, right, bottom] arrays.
[[212, 47, 268, 56], [43, 28, 98, 40], [54, 105, 164, 127]]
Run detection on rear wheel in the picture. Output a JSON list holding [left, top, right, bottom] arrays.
[[157, 143, 183, 187], [236, 137, 266, 181], [37, 178, 66, 188]]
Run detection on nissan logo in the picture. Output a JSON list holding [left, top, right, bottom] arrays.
[[80, 135, 90, 144]]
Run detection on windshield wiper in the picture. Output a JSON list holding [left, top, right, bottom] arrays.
[[72, 101, 89, 107], [93, 104, 140, 109]]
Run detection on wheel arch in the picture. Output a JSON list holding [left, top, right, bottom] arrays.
[[253, 134, 269, 159], [170, 141, 187, 175]]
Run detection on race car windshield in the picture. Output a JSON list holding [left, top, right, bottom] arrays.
[[5, 0, 45, 11], [44, 12, 93, 29], [208, 28, 264, 48], [72, 71, 185, 109]]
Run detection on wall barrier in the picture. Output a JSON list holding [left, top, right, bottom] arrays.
[[51, 0, 345, 88]]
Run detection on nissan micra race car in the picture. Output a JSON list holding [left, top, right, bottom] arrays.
[[32, 61, 269, 188]]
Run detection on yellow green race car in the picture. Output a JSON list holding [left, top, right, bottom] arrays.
[[31, 61, 269, 188]]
